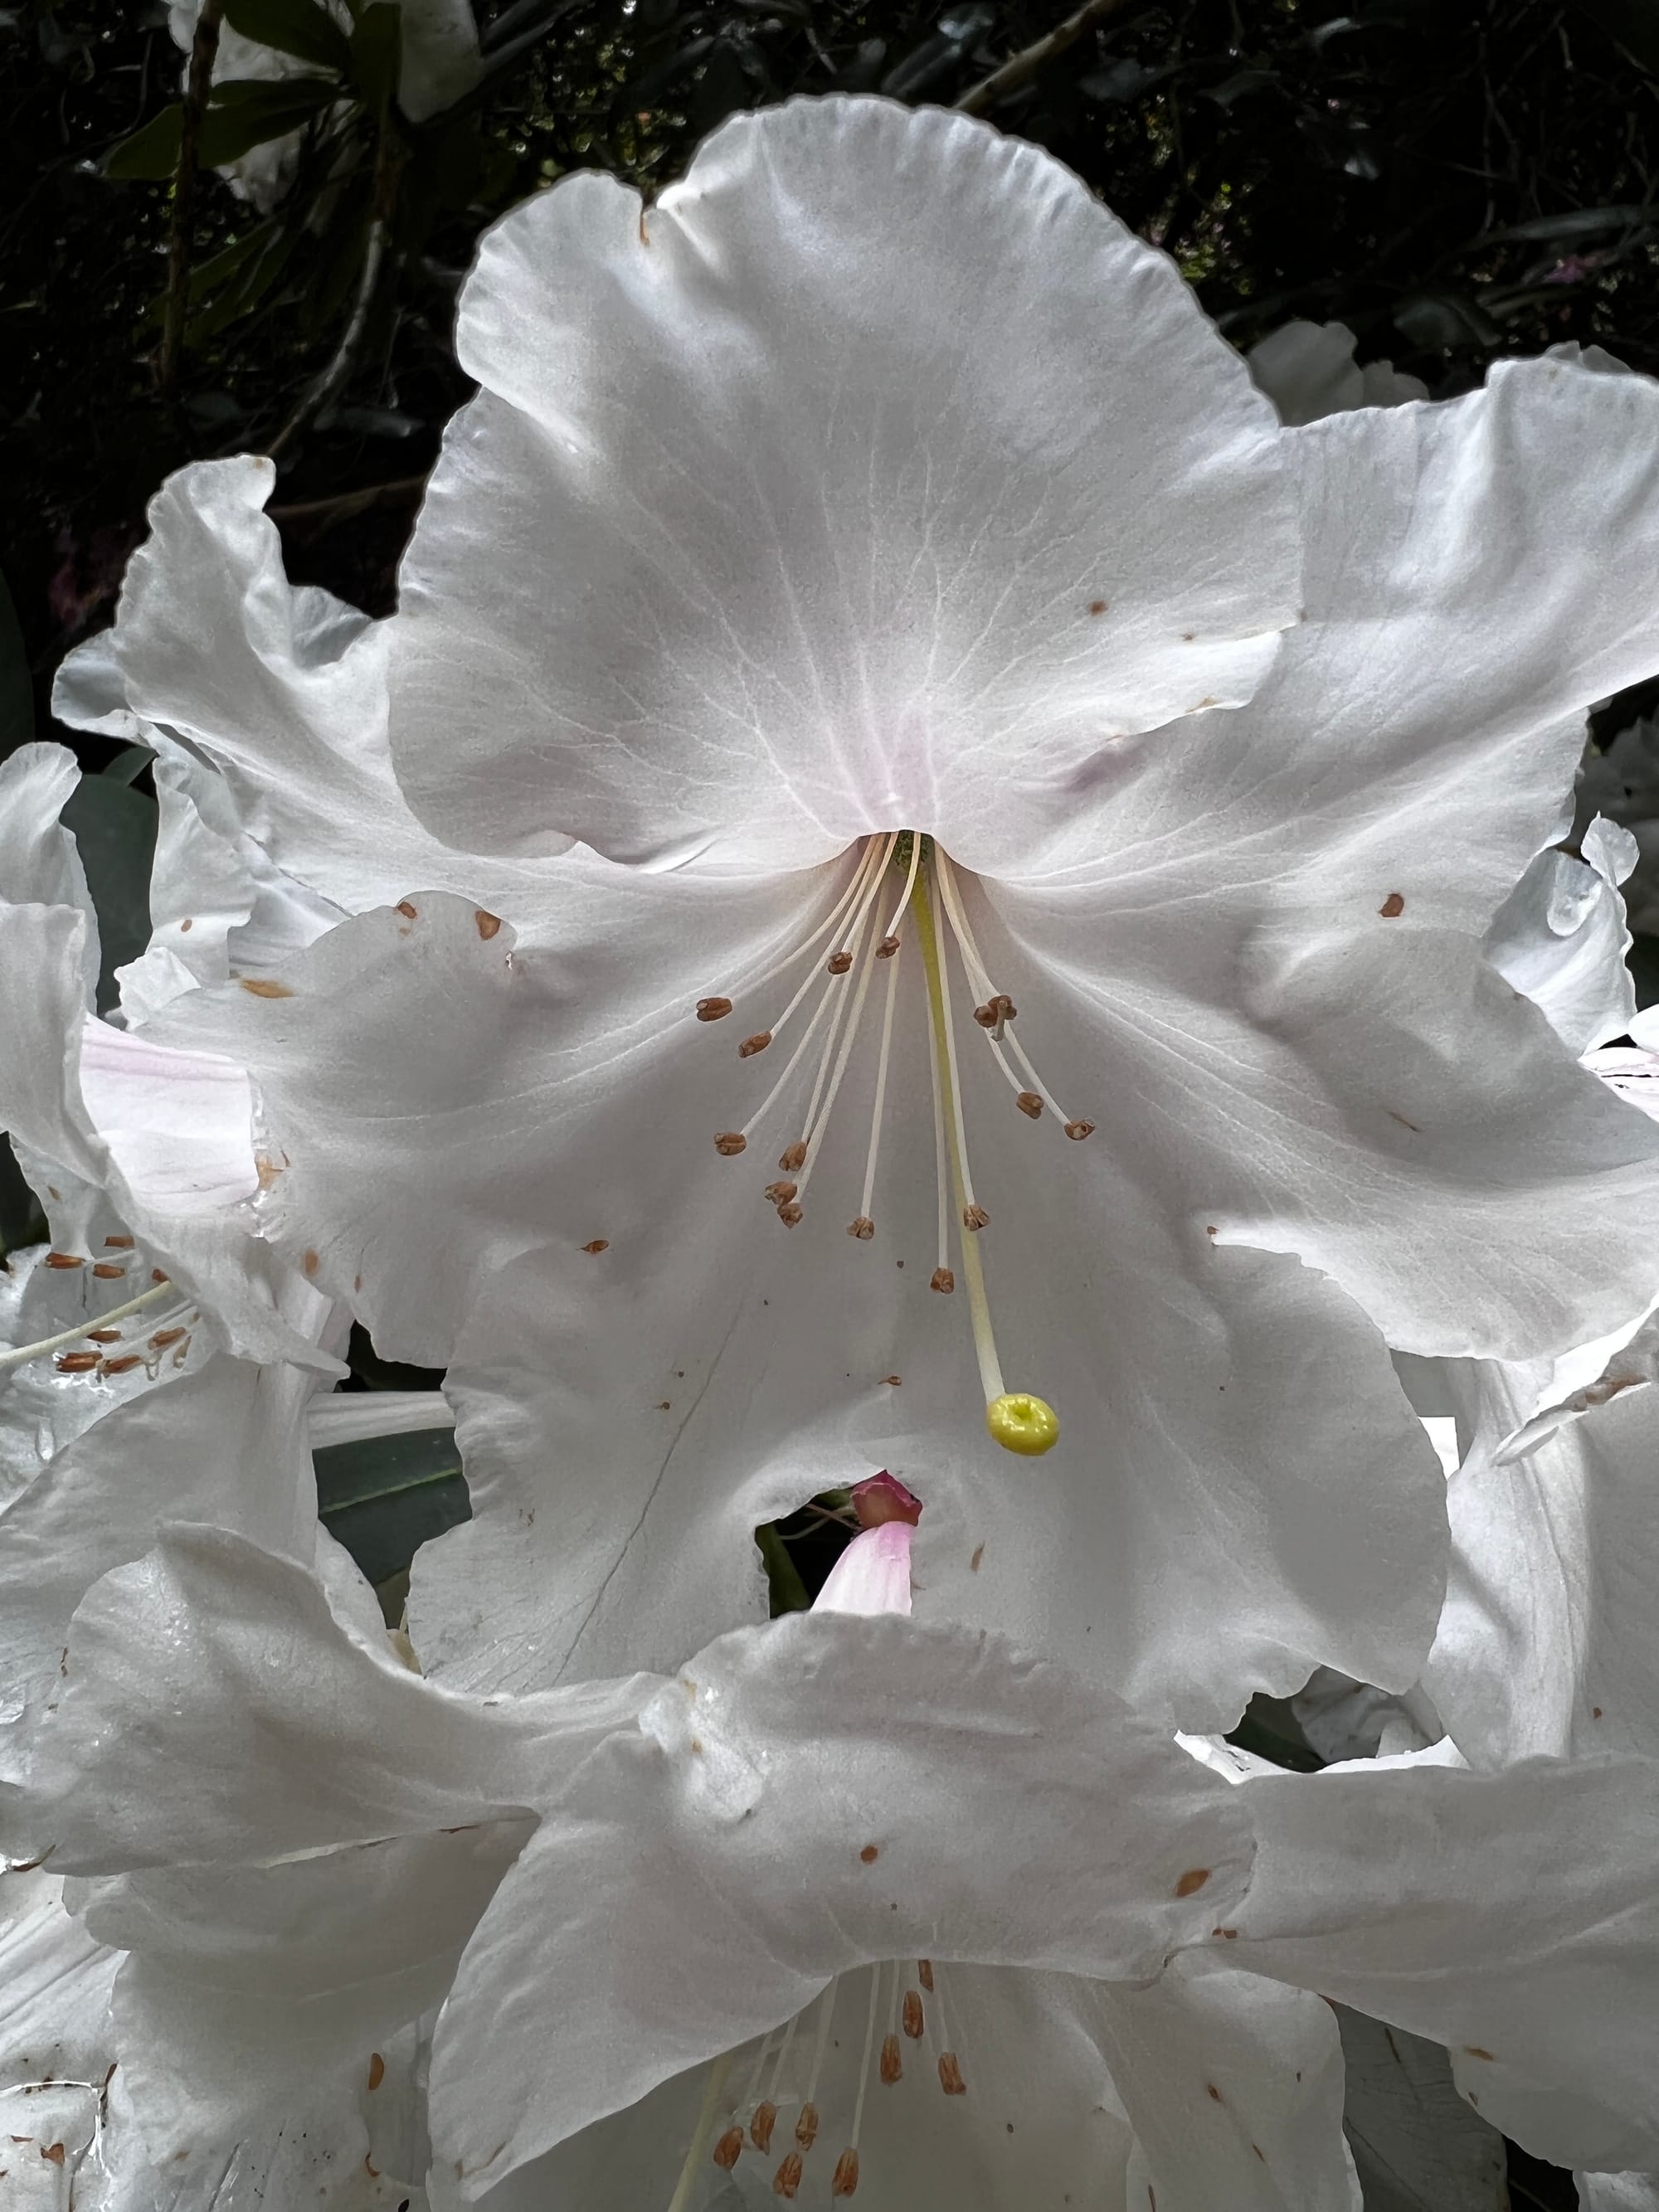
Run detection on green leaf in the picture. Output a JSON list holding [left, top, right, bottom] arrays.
[[221, 0, 353, 73], [754, 1522, 810, 1616], [348, 2, 403, 113], [314, 1424, 469, 1587], [0, 571, 32, 764], [101, 743, 153, 786], [105, 79, 339, 179], [105, 104, 188, 181], [0, 1138, 46, 1262], [61, 777, 158, 1015]]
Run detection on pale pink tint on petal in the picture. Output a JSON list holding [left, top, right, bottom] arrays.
[[813, 1522, 912, 1618], [850, 1470, 923, 1529]]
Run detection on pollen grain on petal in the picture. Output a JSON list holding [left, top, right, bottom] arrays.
[[902, 1991, 924, 2039], [55, 1352, 100, 1373], [1175, 1868, 1211, 1898], [474, 910, 504, 940], [103, 1234, 135, 1249], [1379, 892, 1406, 918], [239, 977, 294, 998], [765, 1181, 798, 1206], [876, 935, 900, 959], [580, 1239, 610, 1254], [795, 2104, 819, 2150], [917, 1960, 935, 1991], [367, 2054, 385, 2092], [396, 900, 419, 920], [44, 1252, 85, 1269], [303, 1250, 321, 1277], [91, 1262, 127, 1280]]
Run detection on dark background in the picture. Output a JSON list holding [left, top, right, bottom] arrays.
[[2, 11, 1655, 2198]]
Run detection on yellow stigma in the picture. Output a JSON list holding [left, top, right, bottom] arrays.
[[985, 1392, 1059, 1456]]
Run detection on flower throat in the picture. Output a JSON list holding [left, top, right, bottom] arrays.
[[698, 834, 1090, 1458]]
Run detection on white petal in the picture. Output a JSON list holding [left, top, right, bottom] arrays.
[[1336, 2005, 1508, 2212], [1229, 1755, 1659, 2168], [1485, 814, 1637, 1054], [427, 1612, 1252, 2190], [1579, 2178, 1659, 2211], [390, 95, 1297, 872]]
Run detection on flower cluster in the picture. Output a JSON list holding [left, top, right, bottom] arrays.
[[5, 92, 1659, 2212]]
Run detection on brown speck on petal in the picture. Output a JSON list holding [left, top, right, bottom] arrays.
[[1463, 2047, 1495, 2061], [1593, 1705, 1603, 1718], [930, 1266, 955, 1294], [1206, 2084, 1224, 2104], [475, 910, 503, 940], [396, 901, 419, 920], [1016, 1090, 1044, 1119], [150, 1268, 169, 1283], [902, 1991, 924, 2039], [938, 2054, 966, 2096], [962, 1203, 990, 1231], [1379, 892, 1406, 918], [847, 1216, 875, 1240], [1212, 1927, 1238, 1939], [739, 1031, 773, 1058], [1063, 1120, 1096, 1141], [255, 1154, 283, 1191], [879, 2035, 902, 2085], [970, 1542, 985, 1571], [859, 1844, 879, 1864], [1088, 599, 1108, 615], [714, 1132, 748, 1157], [353, 1274, 364, 1292], [713, 2127, 744, 2171], [1175, 1869, 1210, 1898], [696, 996, 732, 1022], [880, 1373, 901, 1386], [658, 1401, 671, 1411], [303, 1250, 321, 1277], [239, 977, 294, 998], [750, 2103, 778, 2153], [773, 2151, 804, 2199], [778, 1142, 809, 1174], [826, 950, 854, 975], [41, 2146, 66, 2166], [44, 1252, 85, 1269], [831, 2148, 860, 2197], [179, 917, 193, 932], [367, 2054, 386, 2092], [1252, 2145, 1266, 2163], [581, 1239, 610, 1255]]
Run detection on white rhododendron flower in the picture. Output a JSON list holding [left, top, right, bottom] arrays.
[[100, 95, 1659, 1727], [9, 1516, 1659, 2207], [1246, 318, 1428, 425]]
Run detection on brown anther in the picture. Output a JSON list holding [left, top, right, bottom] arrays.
[[696, 997, 733, 1022], [475, 910, 504, 941], [103, 1235, 135, 1249], [85, 1329, 121, 1344], [55, 1352, 101, 1373], [396, 901, 419, 920], [100, 1354, 143, 1375], [973, 1002, 996, 1028], [847, 1216, 875, 1240], [739, 1032, 773, 1058], [831, 2149, 860, 2197], [776, 1202, 805, 1228], [580, 1240, 610, 1255], [150, 1269, 168, 1283], [938, 2053, 966, 2096], [961, 1203, 990, 1232], [44, 1252, 84, 1269], [148, 1327, 187, 1349], [875, 935, 901, 959], [91, 1263, 127, 1280], [714, 1132, 748, 1157], [902, 1991, 924, 2039], [930, 1266, 955, 1294], [778, 1142, 808, 1174], [750, 2103, 778, 2154], [826, 950, 854, 975], [1063, 1120, 1096, 1142], [795, 2105, 820, 2151], [772, 2151, 804, 2199], [879, 2035, 902, 2086], [764, 1181, 797, 1206], [973, 994, 1016, 1028], [1015, 1090, 1044, 1119], [713, 2127, 744, 2171], [917, 1960, 935, 1991]]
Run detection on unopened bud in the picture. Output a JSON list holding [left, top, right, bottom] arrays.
[[714, 1132, 748, 1156], [929, 1266, 955, 1294], [846, 1215, 875, 1240]]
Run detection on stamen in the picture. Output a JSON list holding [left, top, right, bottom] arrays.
[[795, 895, 887, 1203], [703, 839, 888, 1023], [665, 2052, 733, 2212], [835, 1964, 883, 2198], [879, 1958, 904, 2085], [924, 922, 953, 1287], [732, 989, 840, 1155], [741, 836, 894, 1063], [799, 1980, 838, 2147], [0, 1277, 177, 1375], [931, 1966, 967, 2097], [852, 910, 904, 1237], [915, 860, 1058, 1458], [880, 831, 925, 946]]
